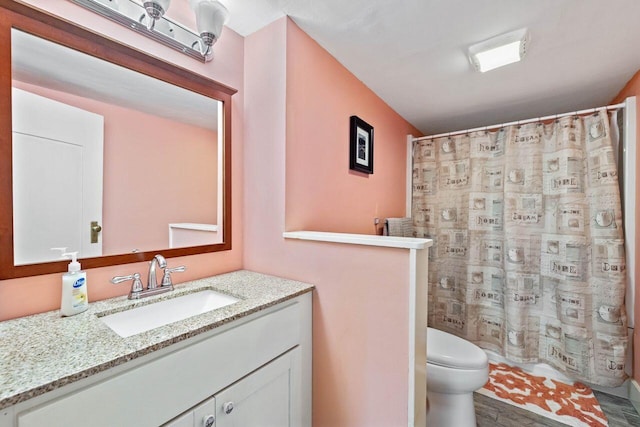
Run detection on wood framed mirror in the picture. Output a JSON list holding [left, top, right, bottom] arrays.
[[0, 0, 236, 279]]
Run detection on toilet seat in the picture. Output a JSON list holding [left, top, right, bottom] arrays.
[[427, 327, 488, 369]]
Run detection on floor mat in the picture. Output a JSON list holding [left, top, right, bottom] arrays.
[[476, 362, 608, 427]]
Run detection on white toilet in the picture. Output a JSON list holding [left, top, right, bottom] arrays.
[[426, 327, 489, 427]]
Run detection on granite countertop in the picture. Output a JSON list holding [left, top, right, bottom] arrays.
[[0, 270, 314, 410]]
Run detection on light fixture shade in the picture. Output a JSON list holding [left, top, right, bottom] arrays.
[[143, 0, 171, 16], [155, 0, 170, 11], [468, 28, 529, 72], [142, 0, 171, 30], [190, 0, 229, 42]]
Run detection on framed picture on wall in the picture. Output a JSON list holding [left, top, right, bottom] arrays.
[[349, 115, 374, 174]]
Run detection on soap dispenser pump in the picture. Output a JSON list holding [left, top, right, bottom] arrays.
[[52, 247, 89, 316]]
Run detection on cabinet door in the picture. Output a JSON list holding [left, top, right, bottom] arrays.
[[215, 349, 296, 427], [165, 411, 194, 427], [192, 395, 217, 427]]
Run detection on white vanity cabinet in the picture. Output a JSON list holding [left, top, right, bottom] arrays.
[[167, 348, 298, 427], [6, 293, 312, 427]]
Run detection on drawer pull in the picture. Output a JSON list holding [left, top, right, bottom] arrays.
[[223, 401, 234, 414]]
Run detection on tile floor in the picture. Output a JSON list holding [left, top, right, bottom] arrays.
[[474, 390, 640, 427]]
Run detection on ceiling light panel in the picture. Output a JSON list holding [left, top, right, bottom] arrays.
[[468, 28, 530, 72]]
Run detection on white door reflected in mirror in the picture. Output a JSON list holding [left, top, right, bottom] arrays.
[[12, 88, 104, 265]]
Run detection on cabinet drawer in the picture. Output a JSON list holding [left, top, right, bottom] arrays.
[[16, 302, 301, 427]]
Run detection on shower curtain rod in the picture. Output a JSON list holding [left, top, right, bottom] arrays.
[[413, 101, 626, 142]]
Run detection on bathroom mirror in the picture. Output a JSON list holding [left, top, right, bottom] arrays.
[[0, 1, 235, 279]]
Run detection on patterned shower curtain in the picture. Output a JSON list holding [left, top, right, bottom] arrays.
[[412, 110, 628, 387]]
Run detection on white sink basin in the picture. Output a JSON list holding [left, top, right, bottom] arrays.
[[100, 290, 239, 338]]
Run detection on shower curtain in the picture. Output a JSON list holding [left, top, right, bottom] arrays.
[[412, 110, 628, 387]]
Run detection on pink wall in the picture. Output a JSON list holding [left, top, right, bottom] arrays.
[[0, 0, 244, 321], [244, 18, 419, 427], [285, 21, 421, 234], [612, 69, 640, 383], [13, 80, 218, 254], [102, 106, 217, 253]]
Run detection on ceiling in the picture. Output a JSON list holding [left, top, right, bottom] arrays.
[[221, 0, 640, 134]]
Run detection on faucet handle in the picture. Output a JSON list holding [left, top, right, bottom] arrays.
[[111, 273, 144, 298], [161, 266, 186, 287]]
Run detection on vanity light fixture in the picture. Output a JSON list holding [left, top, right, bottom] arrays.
[[69, 0, 229, 62], [468, 28, 530, 72]]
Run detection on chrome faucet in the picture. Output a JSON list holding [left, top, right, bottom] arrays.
[[147, 254, 167, 290], [111, 254, 186, 299]]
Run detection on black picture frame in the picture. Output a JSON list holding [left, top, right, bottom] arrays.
[[349, 116, 374, 174]]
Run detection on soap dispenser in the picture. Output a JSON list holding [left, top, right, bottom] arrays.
[[52, 248, 89, 316]]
